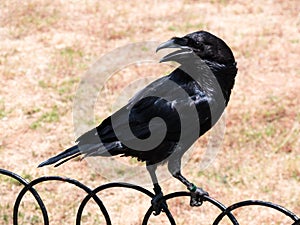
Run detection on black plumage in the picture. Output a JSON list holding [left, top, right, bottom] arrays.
[[39, 30, 237, 212]]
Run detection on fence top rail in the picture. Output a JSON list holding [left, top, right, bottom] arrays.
[[0, 168, 299, 225]]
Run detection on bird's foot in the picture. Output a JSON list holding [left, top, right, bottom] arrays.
[[151, 187, 168, 216], [188, 184, 209, 207]]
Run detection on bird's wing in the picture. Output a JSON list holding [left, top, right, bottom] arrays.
[[127, 75, 171, 106], [76, 72, 211, 156]]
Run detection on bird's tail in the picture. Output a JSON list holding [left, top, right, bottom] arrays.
[[38, 145, 81, 168]]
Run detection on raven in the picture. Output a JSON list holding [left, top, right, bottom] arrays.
[[39, 31, 237, 214]]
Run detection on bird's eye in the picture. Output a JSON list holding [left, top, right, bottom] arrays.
[[193, 41, 204, 50], [184, 37, 204, 50]]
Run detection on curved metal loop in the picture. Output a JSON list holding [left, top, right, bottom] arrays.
[[11, 176, 108, 225], [76, 182, 154, 225], [142, 191, 239, 225], [1, 168, 299, 225], [0, 168, 49, 225], [213, 200, 300, 225]]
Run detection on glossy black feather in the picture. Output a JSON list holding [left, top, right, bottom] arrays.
[[38, 30, 237, 171]]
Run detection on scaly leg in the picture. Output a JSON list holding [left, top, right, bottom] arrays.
[[173, 171, 208, 206], [146, 164, 168, 215], [168, 156, 208, 207]]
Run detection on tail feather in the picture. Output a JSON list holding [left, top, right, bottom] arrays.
[[53, 152, 82, 167], [38, 145, 80, 168]]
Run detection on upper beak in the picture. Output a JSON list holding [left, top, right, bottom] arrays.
[[156, 39, 182, 52], [156, 38, 192, 63]]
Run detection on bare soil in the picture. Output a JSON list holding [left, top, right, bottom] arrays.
[[0, 0, 299, 224]]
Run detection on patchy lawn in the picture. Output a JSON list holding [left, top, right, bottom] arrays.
[[0, 0, 299, 224]]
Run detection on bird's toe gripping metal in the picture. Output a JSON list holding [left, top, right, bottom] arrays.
[[188, 184, 209, 207], [151, 187, 168, 216]]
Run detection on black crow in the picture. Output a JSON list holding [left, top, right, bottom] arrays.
[[39, 31, 237, 214]]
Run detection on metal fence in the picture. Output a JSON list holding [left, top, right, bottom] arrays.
[[1, 168, 299, 225]]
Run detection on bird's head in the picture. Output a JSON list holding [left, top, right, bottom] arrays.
[[156, 30, 236, 66]]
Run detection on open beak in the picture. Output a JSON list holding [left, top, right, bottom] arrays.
[[156, 38, 192, 63]]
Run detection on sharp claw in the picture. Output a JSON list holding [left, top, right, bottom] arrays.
[[189, 185, 209, 207], [151, 191, 168, 215]]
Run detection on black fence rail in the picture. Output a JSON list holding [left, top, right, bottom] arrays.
[[1, 168, 299, 225]]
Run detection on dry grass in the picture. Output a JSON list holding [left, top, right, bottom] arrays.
[[0, 0, 299, 224]]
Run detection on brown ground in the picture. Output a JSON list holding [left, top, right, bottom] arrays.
[[0, 0, 299, 224]]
